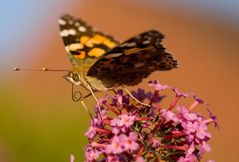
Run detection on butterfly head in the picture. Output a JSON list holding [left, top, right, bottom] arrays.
[[63, 71, 82, 85]]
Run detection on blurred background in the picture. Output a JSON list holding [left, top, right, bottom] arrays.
[[0, 0, 238, 161]]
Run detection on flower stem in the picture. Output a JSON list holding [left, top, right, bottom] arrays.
[[105, 104, 121, 115], [163, 131, 185, 140], [137, 146, 144, 157], [95, 127, 112, 134], [136, 117, 152, 121], [163, 144, 188, 151], [168, 95, 181, 110], [92, 142, 105, 148], [151, 117, 166, 133], [189, 101, 198, 111]]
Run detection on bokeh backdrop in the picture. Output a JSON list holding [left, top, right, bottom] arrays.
[[0, 0, 239, 162]]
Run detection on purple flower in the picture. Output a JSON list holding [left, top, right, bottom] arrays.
[[112, 89, 125, 108], [172, 87, 189, 98], [106, 154, 121, 162], [177, 106, 198, 121], [177, 154, 197, 162], [161, 109, 179, 123], [131, 88, 152, 101], [98, 95, 108, 106], [200, 141, 211, 153], [195, 122, 211, 140], [120, 132, 139, 151], [188, 94, 208, 111], [111, 114, 136, 128], [182, 119, 211, 142], [85, 126, 96, 140], [70, 154, 74, 162], [91, 110, 107, 127], [207, 160, 215, 162], [106, 135, 124, 154], [131, 88, 165, 104], [148, 80, 170, 91], [83, 80, 217, 161], [112, 127, 120, 135], [85, 145, 101, 161], [186, 143, 195, 155], [106, 133, 139, 155], [207, 108, 219, 129], [136, 156, 145, 162], [193, 95, 205, 104], [182, 121, 198, 134]]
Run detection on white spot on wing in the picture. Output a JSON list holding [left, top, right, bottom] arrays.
[[142, 40, 150, 44], [127, 42, 136, 47], [67, 43, 83, 51], [119, 42, 136, 47], [78, 26, 86, 32], [60, 29, 76, 37], [68, 29, 76, 35], [60, 30, 68, 37], [58, 19, 67, 25], [75, 22, 80, 26]]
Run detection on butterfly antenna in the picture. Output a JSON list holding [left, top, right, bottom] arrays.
[[13, 67, 69, 72]]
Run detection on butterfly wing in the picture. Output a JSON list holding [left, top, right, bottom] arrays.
[[59, 14, 119, 70], [87, 30, 177, 87]]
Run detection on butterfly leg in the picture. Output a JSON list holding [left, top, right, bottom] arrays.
[[71, 84, 93, 118], [86, 84, 103, 118], [112, 89, 117, 94], [121, 85, 150, 107], [80, 100, 93, 119], [82, 93, 92, 99]]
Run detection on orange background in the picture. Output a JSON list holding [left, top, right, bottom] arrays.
[[1, 1, 239, 162]]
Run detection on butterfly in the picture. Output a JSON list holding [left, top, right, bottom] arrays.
[[59, 14, 177, 104]]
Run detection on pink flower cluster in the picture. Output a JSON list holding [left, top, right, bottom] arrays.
[[81, 80, 218, 162]]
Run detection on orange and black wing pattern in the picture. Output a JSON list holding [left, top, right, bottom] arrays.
[[59, 14, 119, 69], [87, 30, 177, 87]]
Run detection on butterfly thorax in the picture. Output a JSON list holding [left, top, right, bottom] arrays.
[[64, 67, 113, 92], [80, 65, 112, 91], [85, 75, 114, 91]]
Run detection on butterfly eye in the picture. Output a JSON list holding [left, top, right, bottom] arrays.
[[63, 72, 81, 86], [72, 72, 80, 81]]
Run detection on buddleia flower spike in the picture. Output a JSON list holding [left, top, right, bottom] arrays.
[[82, 80, 218, 162]]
